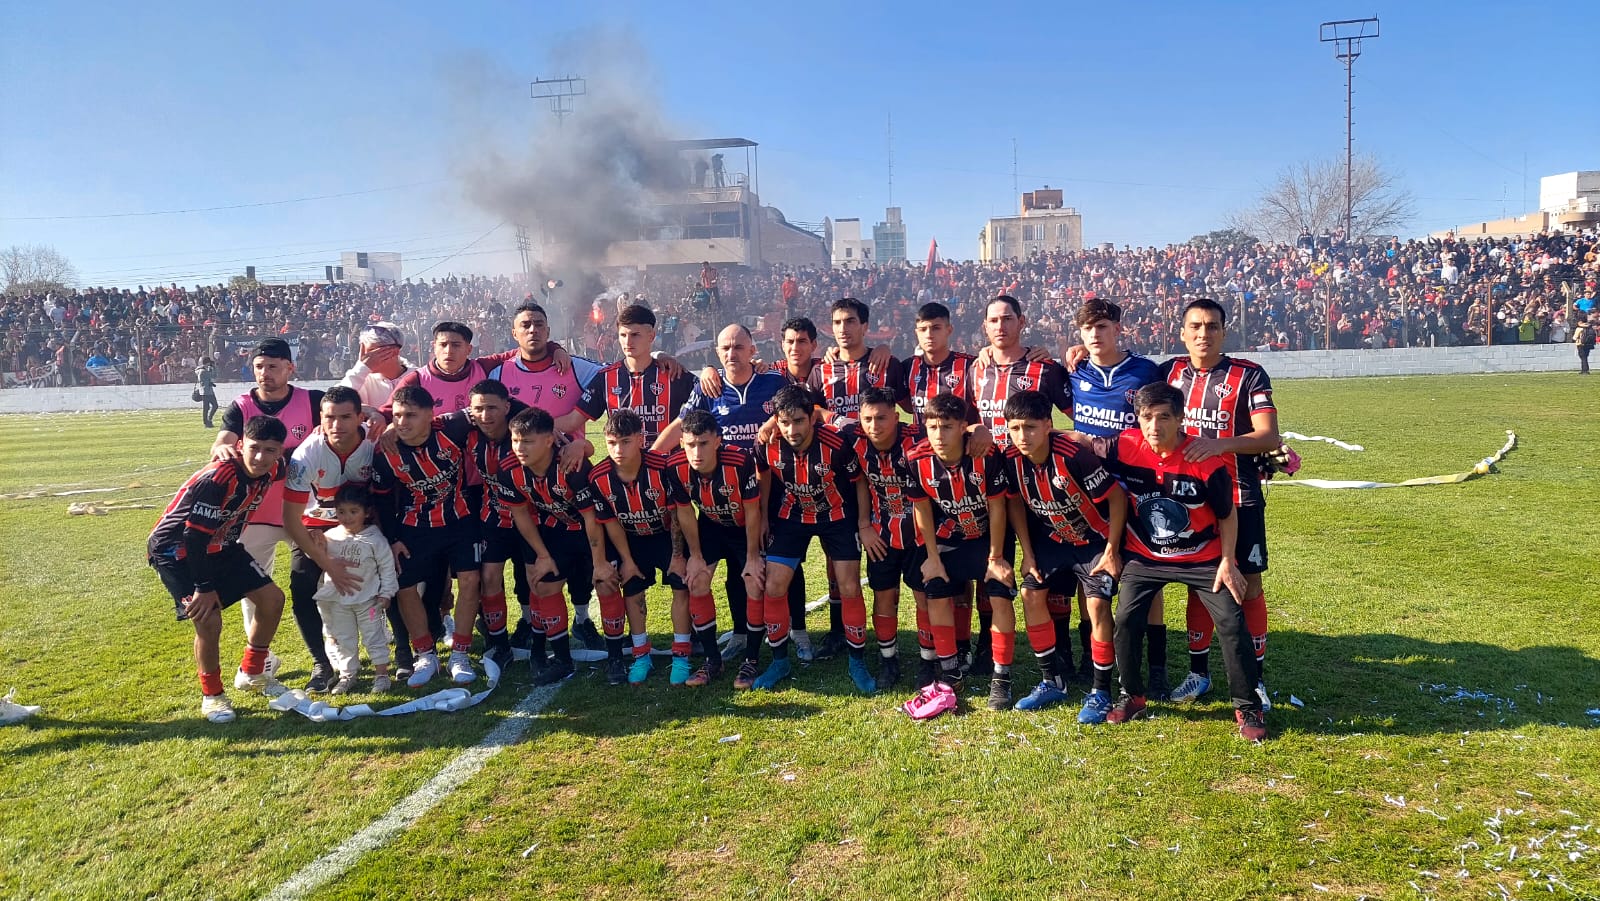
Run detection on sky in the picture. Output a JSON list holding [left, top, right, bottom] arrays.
[[2, 1, 1596, 288]]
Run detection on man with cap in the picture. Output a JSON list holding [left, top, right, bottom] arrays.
[[209, 337, 340, 690], [339, 321, 415, 422]]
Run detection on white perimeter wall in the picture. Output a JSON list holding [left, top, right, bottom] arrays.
[[0, 346, 1583, 414]]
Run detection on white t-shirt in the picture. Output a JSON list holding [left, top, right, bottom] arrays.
[[313, 524, 398, 606]]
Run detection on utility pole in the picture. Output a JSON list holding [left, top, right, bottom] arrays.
[[1319, 17, 1379, 241]]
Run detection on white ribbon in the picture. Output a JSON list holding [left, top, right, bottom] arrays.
[[269, 658, 502, 722], [1281, 431, 1364, 452]]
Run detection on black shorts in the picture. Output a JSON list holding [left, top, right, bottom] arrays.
[[150, 544, 274, 610], [700, 519, 750, 570], [395, 522, 482, 590], [532, 525, 590, 585], [766, 518, 859, 567], [481, 522, 522, 565], [866, 543, 926, 593], [924, 539, 1016, 601], [1021, 538, 1115, 600], [1234, 503, 1269, 575], [605, 530, 686, 596]]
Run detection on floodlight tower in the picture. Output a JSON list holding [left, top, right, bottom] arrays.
[[518, 76, 587, 278], [1319, 17, 1379, 240]]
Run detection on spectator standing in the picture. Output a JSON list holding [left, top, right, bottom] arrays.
[[195, 356, 218, 428]]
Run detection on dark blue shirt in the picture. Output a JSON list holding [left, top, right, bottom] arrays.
[[1069, 352, 1162, 438], [680, 370, 791, 454]]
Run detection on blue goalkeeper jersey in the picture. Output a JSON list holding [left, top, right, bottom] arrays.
[[1069, 352, 1162, 438], [679, 370, 791, 454]]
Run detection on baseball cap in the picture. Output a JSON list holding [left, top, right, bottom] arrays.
[[253, 338, 294, 361], [359, 322, 403, 348]]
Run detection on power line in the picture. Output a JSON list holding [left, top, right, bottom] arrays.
[[0, 179, 449, 222], [408, 223, 507, 278]]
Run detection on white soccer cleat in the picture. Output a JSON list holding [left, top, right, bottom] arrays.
[[263, 652, 282, 678], [448, 650, 476, 685], [1169, 672, 1211, 704], [233, 669, 288, 698], [201, 694, 236, 724], [408, 651, 440, 688]]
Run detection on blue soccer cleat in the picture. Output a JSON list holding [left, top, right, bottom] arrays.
[[752, 656, 793, 690], [847, 656, 877, 694], [1014, 680, 1071, 711], [1078, 689, 1114, 724]]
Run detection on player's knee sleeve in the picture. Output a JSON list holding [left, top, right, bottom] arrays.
[[990, 627, 1016, 666], [841, 594, 867, 648], [931, 623, 957, 659], [480, 592, 507, 633], [598, 592, 626, 638], [873, 613, 897, 645], [1025, 621, 1057, 655]]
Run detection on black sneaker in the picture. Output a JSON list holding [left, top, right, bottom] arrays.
[[509, 620, 533, 651], [987, 676, 1013, 711], [306, 663, 335, 693], [814, 631, 848, 661], [1146, 666, 1170, 702], [573, 620, 605, 652], [915, 658, 937, 690], [877, 656, 901, 689], [535, 658, 575, 686], [483, 643, 514, 674], [605, 655, 627, 686]]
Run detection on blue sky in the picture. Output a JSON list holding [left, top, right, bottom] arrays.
[[2, 1, 1595, 287]]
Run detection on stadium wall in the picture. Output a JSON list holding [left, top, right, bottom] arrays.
[[0, 345, 1582, 414]]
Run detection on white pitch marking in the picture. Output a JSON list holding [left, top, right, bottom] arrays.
[[263, 683, 560, 901]]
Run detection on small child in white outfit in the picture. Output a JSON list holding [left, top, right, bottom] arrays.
[[312, 484, 397, 693]]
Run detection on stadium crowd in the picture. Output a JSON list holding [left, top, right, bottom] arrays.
[[4, 230, 1598, 388]]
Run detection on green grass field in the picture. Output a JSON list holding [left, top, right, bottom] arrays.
[[3, 373, 1599, 900]]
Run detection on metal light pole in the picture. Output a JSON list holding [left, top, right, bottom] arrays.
[[1319, 18, 1379, 241]]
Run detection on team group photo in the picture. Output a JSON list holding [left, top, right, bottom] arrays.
[[4, 4, 1599, 899]]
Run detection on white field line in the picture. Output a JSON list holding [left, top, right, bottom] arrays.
[[262, 682, 559, 901]]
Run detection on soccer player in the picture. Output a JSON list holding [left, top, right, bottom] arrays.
[[809, 297, 909, 427], [842, 387, 925, 691], [383, 321, 507, 418], [906, 393, 1015, 709], [1093, 382, 1266, 741], [902, 302, 979, 427], [149, 415, 292, 723], [971, 295, 1072, 452], [654, 323, 791, 664], [367, 385, 487, 688], [579, 410, 687, 686], [1160, 299, 1279, 710], [488, 300, 607, 652], [279, 386, 375, 692], [1001, 390, 1127, 718], [556, 305, 695, 448], [497, 407, 588, 685], [209, 338, 323, 684], [668, 410, 764, 687], [753, 386, 868, 691], [1064, 298, 1165, 694]]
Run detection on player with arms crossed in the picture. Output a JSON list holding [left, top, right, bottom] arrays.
[[579, 410, 688, 686], [1002, 389, 1127, 718], [1092, 382, 1266, 741], [753, 386, 868, 691], [842, 387, 925, 692], [668, 410, 765, 687], [904, 393, 1015, 715], [149, 415, 292, 723]]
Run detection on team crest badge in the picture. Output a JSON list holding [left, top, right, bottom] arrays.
[[291, 424, 308, 439], [1051, 474, 1070, 490], [650, 383, 664, 395], [762, 400, 776, 414], [717, 485, 735, 496], [1013, 376, 1033, 390], [645, 488, 661, 501], [1213, 383, 1234, 399], [966, 470, 983, 486], [815, 463, 830, 476], [552, 384, 566, 398], [1124, 388, 1138, 405], [942, 372, 960, 388]]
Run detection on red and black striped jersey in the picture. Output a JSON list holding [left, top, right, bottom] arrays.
[[971, 357, 1072, 451], [665, 446, 759, 529], [582, 452, 677, 537], [758, 424, 862, 525], [1001, 432, 1115, 549], [368, 415, 474, 529], [1159, 355, 1275, 506], [904, 351, 978, 426], [148, 458, 283, 559], [465, 428, 517, 528], [805, 350, 909, 425], [907, 442, 1007, 544], [492, 454, 592, 532], [1096, 429, 1236, 566], [575, 360, 694, 445], [840, 421, 923, 550]]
